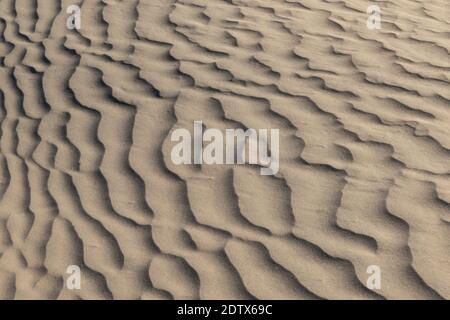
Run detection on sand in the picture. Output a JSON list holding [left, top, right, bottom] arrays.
[[0, 0, 449, 300]]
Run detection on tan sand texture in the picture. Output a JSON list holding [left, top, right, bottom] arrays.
[[0, 0, 449, 300]]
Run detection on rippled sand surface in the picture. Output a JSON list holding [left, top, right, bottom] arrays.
[[0, 0, 449, 300]]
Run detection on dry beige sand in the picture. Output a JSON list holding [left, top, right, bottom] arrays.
[[0, 0, 449, 300]]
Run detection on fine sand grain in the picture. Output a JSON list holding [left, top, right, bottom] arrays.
[[0, 0, 449, 300]]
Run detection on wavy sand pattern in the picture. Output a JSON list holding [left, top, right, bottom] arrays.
[[0, 0, 449, 300]]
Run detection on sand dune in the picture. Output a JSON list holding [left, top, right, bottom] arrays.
[[0, 0, 448, 300]]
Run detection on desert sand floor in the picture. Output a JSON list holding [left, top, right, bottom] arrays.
[[0, 0, 449, 300]]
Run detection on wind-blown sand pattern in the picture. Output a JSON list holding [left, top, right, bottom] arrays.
[[0, 0, 449, 300]]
